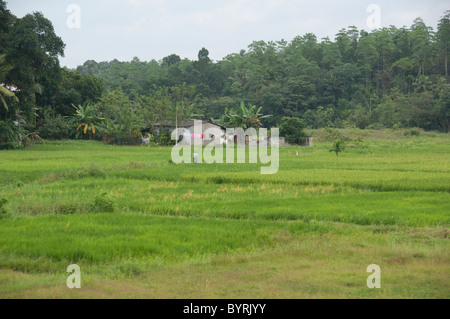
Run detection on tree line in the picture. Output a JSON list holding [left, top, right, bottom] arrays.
[[76, 14, 450, 133], [0, 1, 449, 148]]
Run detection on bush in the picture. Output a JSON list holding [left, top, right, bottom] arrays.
[[404, 128, 421, 136], [330, 139, 345, 156], [92, 193, 116, 212], [316, 128, 345, 142], [56, 203, 78, 215], [366, 123, 385, 130], [0, 198, 8, 218], [38, 113, 71, 139], [151, 129, 175, 146], [0, 120, 26, 144], [0, 142, 23, 150], [280, 117, 306, 145]]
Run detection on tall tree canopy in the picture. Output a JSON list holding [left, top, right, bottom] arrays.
[[1, 0, 449, 147]]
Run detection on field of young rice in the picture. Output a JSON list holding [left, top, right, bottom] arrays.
[[0, 133, 449, 298]]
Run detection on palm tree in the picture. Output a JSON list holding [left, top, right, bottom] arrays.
[[0, 54, 19, 111]]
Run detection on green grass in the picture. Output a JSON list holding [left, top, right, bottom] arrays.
[[0, 132, 449, 298]]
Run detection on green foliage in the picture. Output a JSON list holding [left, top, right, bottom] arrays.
[[154, 129, 175, 146], [53, 69, 104, 116], [72, 103, 104, 139], [330, 139, 345, 156], [405, 128, 422, 136], [92, 192, 116, 213], [37, 110, 71, 139], [0, 120, 26, 143], [213, 101, 272, 128], [2, 1, 450, 148], [3, 10, 65, 122], [96, 89, 144, 144], [0, 54, 18, 111], [280, 117, 306, 145], [322, 127, 345, 142], [97, 85, 201, 145], [303, 107, 335, 129], [0, 142, 22, 150], [56, 203, 78, 215], [163, 54, 181, 66], [0, 198, 7, 217], [67, 10, 450, 133]]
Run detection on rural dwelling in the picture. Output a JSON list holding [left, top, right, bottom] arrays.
[[147, 120, 313, 147], [0, 83, 21, 92], [150, 120, 226, 145]]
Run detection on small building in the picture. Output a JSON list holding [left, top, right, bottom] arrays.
[[150, 120, 226, 145], [0, 83, 20, 92]]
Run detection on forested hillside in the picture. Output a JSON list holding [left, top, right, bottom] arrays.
[[0, 0, 449, 148], [76, 13, 450, 132]]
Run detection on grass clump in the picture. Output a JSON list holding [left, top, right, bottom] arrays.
[[92, 192, 117, 213], [0, 198, 8, 218]]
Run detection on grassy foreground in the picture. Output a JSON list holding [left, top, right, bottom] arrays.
[[0, 131, 449, 298]]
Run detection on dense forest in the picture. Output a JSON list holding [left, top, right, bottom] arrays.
[[0, 0, 449, 147]]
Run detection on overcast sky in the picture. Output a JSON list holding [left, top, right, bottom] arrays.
[[6, 0, 449, 68]]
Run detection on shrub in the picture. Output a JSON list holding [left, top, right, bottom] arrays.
[[38, 113, 71, 139], [280, 117, 306, 145], [0, 120, 26, 144], [158, 130, 170, 146], [405, 128, 421, 136], [56, 203, 78, 215], [0, 198, 8, 218], [322, 127, 345, 142], [0, 142, 23, 150], [330, 139, 345, 156], [366, 123, 385, 130], [92, 193, 116, 213]]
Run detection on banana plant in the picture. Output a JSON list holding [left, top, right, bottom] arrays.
[[0, 120, 25, 143], [0, 86, 18, 111], [72, 103, 104, 139], [239, 101, 272, 128], [213, 101, 272, 129], [0, 54, 19, 111]]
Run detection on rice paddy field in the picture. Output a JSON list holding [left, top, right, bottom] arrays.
[[0, 130, 449, 299]]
